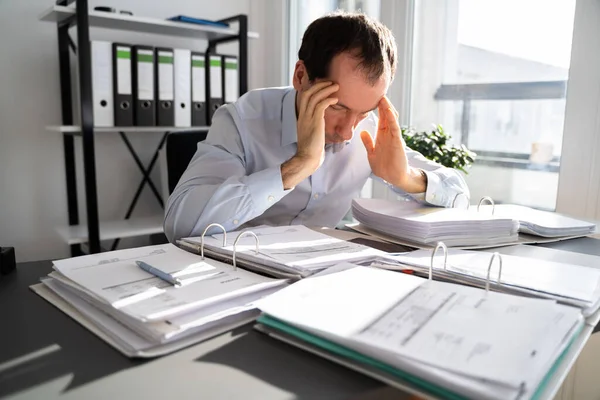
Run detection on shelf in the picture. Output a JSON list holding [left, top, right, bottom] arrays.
[[46, 125, 210, 134], [39, 5, 259, 40], [56, 215, 164, 245]]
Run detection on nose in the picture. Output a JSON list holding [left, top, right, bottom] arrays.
[[336, 114, 355, 141]]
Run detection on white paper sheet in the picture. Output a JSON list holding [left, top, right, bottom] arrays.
[[257, 266, 425, 337], [353, 281, 582, 388], [187, 225, 386, 273], [52, 244, 286, 321], [392, 249, 600, 303]]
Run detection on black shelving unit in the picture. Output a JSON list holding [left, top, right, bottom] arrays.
[[42, 0, 253, 256]]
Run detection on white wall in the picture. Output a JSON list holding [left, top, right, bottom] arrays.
[[0, 0, 284, 262]]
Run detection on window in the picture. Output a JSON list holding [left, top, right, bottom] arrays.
[[410, 0, 576, 211]]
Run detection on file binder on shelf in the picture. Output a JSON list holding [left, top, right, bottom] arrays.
[[112, 43, 134, 126], [191, 52, 207, 126], [91, 41, 114, 127], [207, 54, 223, 123], [177, 224, 387, 280], [154, 47, 174, 127], [132, 45, 156, 126], [174, 48, 192, 127], [254, 263, 586, 400], [222, 55, 239, 104], [31, 242, 288, 358]]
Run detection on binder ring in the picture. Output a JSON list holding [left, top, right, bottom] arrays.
[[451, 192, 470, 209], [429, 242, 448, 280], [485, 252, 503, 292], [200, 223, 227, 260], [477, 196, 495, 215], [233, 231, 260, 271]]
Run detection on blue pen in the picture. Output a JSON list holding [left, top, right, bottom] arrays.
[[136, 260, 181, 286]]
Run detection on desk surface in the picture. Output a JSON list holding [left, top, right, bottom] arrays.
[[1, 237, 599, 400]]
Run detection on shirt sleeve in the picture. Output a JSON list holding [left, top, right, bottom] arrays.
[[163, 106, 292, 242], [394, 146, 471, 208]]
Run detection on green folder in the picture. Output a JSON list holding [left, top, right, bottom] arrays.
[[257, 315, 582, 400]]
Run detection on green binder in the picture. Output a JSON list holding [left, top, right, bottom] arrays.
[[257, 315, 582, 400]]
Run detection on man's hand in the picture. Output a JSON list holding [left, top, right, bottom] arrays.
[[281, 82, 339, 189], [360, 96, 427, 193]]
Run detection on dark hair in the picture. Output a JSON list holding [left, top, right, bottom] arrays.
[[298, 11, 397, 85]]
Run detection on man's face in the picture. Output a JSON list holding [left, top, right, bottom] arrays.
[[304, 52, 389, 144]]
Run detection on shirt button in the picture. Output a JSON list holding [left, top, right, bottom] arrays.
[[233, 219, 239, 225], [268, 195, 275, 202], [314, 194, 319, 199]]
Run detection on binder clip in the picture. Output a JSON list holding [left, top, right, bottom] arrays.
[[429, 242, 448, 280], [485, 252, 503, 293], [478, 196, 495, 215], [200, 223, 227, 260], [233, 231, 260, 271], [451, 192, 470, 209]]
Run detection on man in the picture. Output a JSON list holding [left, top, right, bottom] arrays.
[[164, 12, 469, 242]]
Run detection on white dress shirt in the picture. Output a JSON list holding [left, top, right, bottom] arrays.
[[164, 86, 469, 241]]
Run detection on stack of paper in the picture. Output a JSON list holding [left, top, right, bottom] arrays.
[[478, 204, 596, 237], [377, 248, 600, 316], [352, 198, 519, 247], [178, 225, 387, 279], [255, 266, 584, 400], [34, 244, 287, 357]]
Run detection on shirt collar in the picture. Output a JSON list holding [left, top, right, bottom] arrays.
[[281, 88, 298, 147]]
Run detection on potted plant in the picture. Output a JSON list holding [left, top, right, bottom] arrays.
[[401, 124, 476, 174]]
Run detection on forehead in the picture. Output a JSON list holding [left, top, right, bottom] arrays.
[[323, 52, 388, 112]]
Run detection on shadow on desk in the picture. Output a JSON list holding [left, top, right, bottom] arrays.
[[196, 325, 412, 400], [0, 260, 148, 398]]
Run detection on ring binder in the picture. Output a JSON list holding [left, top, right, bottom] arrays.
[[477, 196, 495, 215], [232, 231, 260, 271], [485, 252, 503, 292], [451, 192, 470, 209], [200, 223, 226, 260], [429, 242, 448, 280]]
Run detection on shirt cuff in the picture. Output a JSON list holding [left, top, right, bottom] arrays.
[[245, 166, 293, 214], [423, 170, 447, 206]]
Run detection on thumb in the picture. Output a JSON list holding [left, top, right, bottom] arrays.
[[360, 131, 375, 155]]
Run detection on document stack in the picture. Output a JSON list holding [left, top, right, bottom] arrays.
[[178, 225, 387, 279], [376, 246, 600, 317], [478, 204, 597, 237], [32, 243, 287, 357], [351, 198, 519, 248], [255, 266, 585, 400]]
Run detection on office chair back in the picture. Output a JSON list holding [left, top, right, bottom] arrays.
[[165, 129, 209, 194]]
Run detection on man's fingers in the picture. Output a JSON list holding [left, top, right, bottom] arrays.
[[299, 81, 335, 116], [383, 96, 400, 118], [314, 97, 339, 118], [360, 131, 374, 155], [307, 84, 339, 117]]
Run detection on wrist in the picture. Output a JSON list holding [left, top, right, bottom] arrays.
[[281, 155, 319, 190], [391, 167, 427, 193]]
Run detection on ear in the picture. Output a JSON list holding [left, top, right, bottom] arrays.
[[292, 60, 310, 91]]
